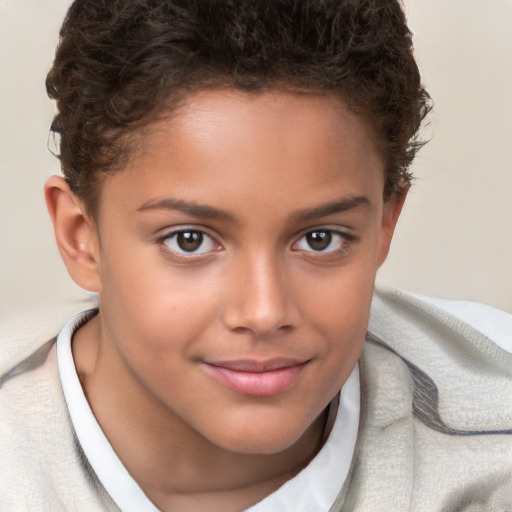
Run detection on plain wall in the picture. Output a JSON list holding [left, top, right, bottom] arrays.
[[0, 0, 511, 319], [378, 0, 512, 312]]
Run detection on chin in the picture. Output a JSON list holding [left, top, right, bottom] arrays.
[[218, 435, 302, 456], [204, 410, 320, 456]]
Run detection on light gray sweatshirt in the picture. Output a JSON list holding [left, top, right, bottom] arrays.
[[1, 288, 511, 511]]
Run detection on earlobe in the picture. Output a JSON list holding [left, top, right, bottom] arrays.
[[377, 185, 409, 267], [44, 176, 102, 292]]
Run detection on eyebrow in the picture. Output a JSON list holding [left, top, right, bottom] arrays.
[[137, 194, 372, 223], [293, 195, 373, 222], [137, 197, 235, 221]]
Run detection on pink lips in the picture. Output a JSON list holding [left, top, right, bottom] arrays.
[[204, 359, 308, 397]]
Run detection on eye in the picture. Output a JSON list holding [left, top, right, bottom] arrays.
[[293, 229, 351, 254], [161, 229, 219, 256]]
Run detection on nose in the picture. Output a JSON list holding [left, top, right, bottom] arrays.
[[222, 252, 299, 338]]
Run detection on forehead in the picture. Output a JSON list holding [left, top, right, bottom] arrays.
[[150, 90, 381, 166], [98, 90, 386, 221]]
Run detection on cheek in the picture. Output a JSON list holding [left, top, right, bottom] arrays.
[[303, 256, 376, 335], [98, 247, 221, 363], [298, 256, 377, 380]]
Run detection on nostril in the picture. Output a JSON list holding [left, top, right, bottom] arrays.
[[232, 326, 251, 335], [230, 323, 294, 337]]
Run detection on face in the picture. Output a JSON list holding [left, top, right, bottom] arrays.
[[87, 91, 400, 455]]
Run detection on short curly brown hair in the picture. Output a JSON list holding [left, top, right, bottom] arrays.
[[46, 0, 431, 214]]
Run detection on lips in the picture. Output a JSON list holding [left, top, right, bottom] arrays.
[[204, 358, 308, 397]]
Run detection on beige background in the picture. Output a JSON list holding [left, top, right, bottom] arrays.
[[0, 0, 511, 320]]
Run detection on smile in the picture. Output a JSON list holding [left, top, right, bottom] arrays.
[[203, 359, 309, 397]]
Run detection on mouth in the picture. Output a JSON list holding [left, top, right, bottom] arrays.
[[203, 358, 309, 397]]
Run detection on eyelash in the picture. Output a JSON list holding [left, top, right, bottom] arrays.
[[292, 228, 355, 260], [157, 226, 356, 262], [158, 227, 221, 261]]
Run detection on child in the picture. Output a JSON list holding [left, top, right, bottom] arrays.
[[1, 1, 511, 511]]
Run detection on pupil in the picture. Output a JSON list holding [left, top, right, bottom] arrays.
[[307, 231, 331, 251], [177, 231, 203, 252]]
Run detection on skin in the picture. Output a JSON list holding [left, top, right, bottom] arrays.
[[45, 90, 406, 511]]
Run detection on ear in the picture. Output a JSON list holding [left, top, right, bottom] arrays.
[[45, 176, 101, 292], [376, 185, 408, 267]]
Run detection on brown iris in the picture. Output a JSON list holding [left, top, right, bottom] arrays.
[[176, 231, 204, 252], [306, 231, 332, 251]]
